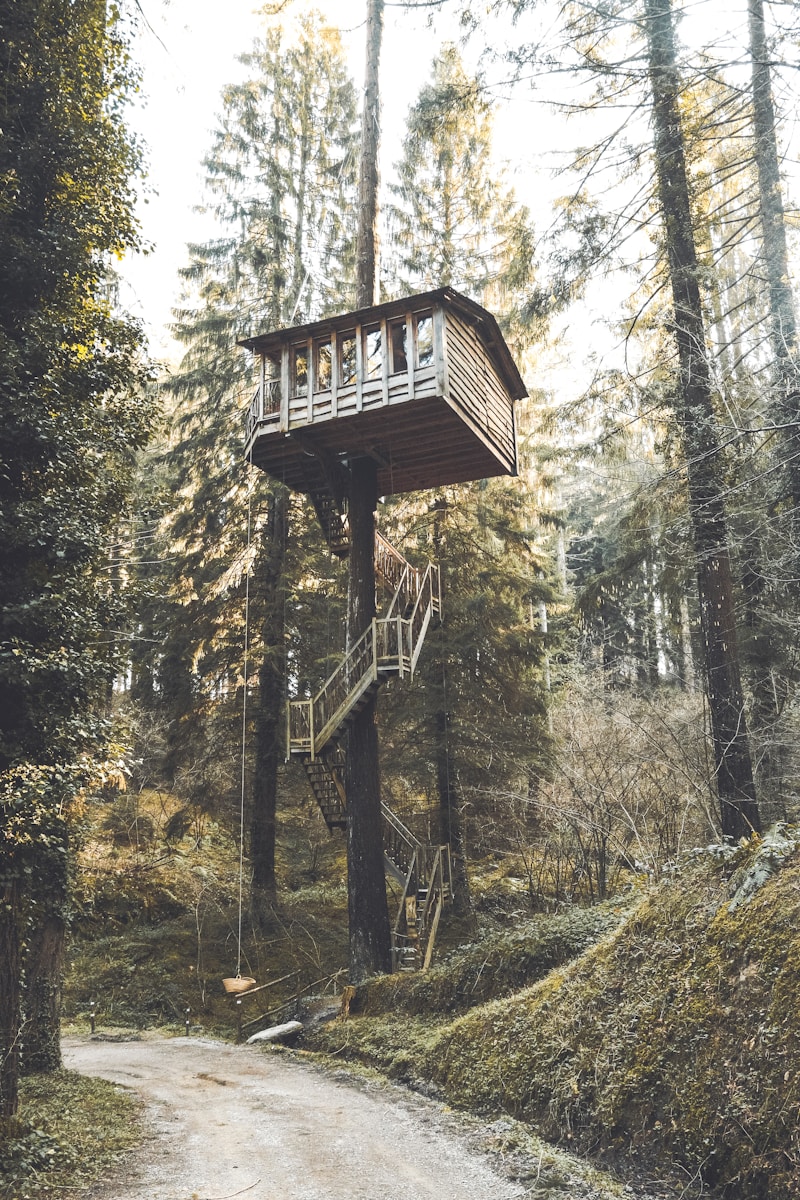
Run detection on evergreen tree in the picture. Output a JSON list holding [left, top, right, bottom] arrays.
[[381, 46, 554, 910], [131, 13, 358, 913], [0, 0, 155, 1111]]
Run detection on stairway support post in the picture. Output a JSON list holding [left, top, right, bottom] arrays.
[[345, 456, 392, 982]]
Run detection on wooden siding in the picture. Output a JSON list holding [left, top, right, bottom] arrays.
[[244, 292, 521, 496], [442, 310, 516, 474]]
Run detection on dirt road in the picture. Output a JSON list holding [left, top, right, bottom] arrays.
[[63, 1035, 655, 1200]]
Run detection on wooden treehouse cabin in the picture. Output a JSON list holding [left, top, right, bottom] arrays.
[[241, 286, 527, 552], [240, 287, 526, 971]]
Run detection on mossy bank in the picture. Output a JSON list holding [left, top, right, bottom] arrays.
[[306, 830, 800, 1198]]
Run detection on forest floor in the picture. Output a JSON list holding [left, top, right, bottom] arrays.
[[63, 1033, 679, 1200]]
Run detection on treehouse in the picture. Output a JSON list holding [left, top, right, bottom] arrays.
[[240, 286, 527, 506]]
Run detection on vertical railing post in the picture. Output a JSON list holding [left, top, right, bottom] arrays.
[[309, 698, 315, 760]]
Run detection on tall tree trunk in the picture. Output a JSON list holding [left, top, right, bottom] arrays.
[[431, 498, 471, 915], [355, 0, 383, 310], [0, 880, 21, 1117], [745, 0, 799, 810], [344, 0, 392, 982], [748, 0, 799, 418], [644, 0, 761, 841], [345, 457, 392, 980], [251, 486, 288, 913]]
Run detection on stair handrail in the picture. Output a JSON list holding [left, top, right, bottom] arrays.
[[289, 554, 440, 760]]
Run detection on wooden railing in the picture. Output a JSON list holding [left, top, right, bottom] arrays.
[[245, 378, 282, 442], [288, 540, 440, 761], [387, 824, 452, 972]]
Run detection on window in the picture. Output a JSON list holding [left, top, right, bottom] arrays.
[[315, 340, 332, 392], [339, 335, 356, 386], [263, 354, 281, 414], [364, 324, 383, 379], [416, 315, 433, 367], [293, 345, 308, 397], [389, 321, 408, 374]]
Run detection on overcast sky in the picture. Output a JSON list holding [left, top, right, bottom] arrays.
[[121, 0, 485, 358]]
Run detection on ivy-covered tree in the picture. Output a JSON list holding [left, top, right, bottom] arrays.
[[0, 0, 155, 1113]]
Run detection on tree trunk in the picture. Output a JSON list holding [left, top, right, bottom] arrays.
[[748, 0, 799, 414], [644, 0, 761, 841], [345, 456, 392, 981], [21, 908, 64, 1075], [0, 880, 21, 1117], [431, 498, 471, 916], [355, 0, 384, 309], [251, 486, 288, 911]]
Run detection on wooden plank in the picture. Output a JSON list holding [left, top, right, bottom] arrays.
[[355, 321, 363, 413], [330, 329, 338, 417], [280, 346, 290, 434], [381, 317, 389, 406], [433, 304, 448, 399]]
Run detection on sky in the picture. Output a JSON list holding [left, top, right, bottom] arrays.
[[121, 0, 488, 359], [119, 0, 799, 389]]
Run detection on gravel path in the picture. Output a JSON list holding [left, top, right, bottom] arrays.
[[63, 1035, 677, 1200]]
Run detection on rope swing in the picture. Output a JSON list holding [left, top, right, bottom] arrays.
[[223, 462, 257, 996]]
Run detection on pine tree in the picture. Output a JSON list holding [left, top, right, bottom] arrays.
[[131, 14, 358, 912], [380, 46, 554, 911]]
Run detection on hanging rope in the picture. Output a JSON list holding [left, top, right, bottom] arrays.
[[237, 464, 255, 980]]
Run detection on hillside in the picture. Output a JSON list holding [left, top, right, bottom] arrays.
[[305, 829, 800, 1199]]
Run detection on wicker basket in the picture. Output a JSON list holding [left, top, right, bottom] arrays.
[[222, 976, 257, 994]]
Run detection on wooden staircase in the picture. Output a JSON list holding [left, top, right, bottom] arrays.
[[382, 804, 452, 972], [288, 528, 450, 971]]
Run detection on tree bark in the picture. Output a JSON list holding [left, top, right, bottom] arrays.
[[251, 486, 288, 911], [748, 0, 799, 411], [0, 881, 21, 1117], [345, 457, 392, 980], [342, 0, 392, 983], [21, 908, 64, 1075], [431, 498, 471, 915], [355, 0, 384, 309], [644, 0, 761, 841]]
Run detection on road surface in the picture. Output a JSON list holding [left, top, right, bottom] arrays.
[[63, 1034, 667, 1200]]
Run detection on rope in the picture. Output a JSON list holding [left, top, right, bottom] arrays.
[[237, 465, 254, 979]]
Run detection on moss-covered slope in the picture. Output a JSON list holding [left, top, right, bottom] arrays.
[[311, 831, 800, 1198]]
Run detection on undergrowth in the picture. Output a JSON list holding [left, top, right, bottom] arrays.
[[0, 1071, 140, 1199], [65, 786, 349, 1035]]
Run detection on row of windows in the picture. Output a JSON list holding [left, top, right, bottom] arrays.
[[262, 314, 434, 407]]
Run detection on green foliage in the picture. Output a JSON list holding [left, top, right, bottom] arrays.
[[0, 0, 155, 774], [386, 43, 540, 359], [0, 1070, 141, 1199], [129, 13, 358, 850]]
